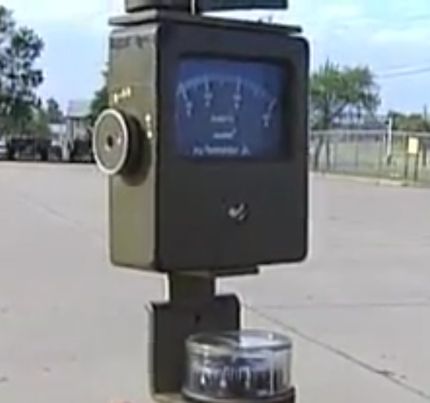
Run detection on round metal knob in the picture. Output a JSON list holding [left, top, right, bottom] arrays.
[[93, 109, 133, 176]]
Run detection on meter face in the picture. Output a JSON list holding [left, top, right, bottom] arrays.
[[175, 58, 286, 159]]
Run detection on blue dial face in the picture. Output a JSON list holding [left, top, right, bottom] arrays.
[[175, 58, 286, 159]]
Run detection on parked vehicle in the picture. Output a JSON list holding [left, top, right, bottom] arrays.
[[49, 136, 64, 161], [5, 135, 51, 161], [0, 137, 7, 159], [64, 100, 94, 162], [0, 100, 95, 163]]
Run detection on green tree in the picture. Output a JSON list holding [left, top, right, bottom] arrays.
[[90, 67, 109, 126], [29, 106, 51, 138], [0, 6, 15, 124], [0, 6, 44, 134], [389, 111, 430, 132], [311, 61, 380, 169], [46, 97, 64, 124], [90, 84, 108, 124]]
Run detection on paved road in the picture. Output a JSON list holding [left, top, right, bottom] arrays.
[[1, 164, 430, 403]]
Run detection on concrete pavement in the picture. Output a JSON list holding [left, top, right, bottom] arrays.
[[1, 163, 430, 402]]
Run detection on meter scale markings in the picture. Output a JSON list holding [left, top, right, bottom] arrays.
[[175, 71, 282, 159]]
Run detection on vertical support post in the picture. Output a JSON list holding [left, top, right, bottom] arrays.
[[354, 135, 360, 169], [333, 134, 338, 171], [422, 141, 428, 167], [404, 136, 410, 181], [169, 272, 215, 301], [413, 140, 421, 182], [386, 117, 393, 166], [325, 134, 331, 171], [377, 132, 384, 178], [150, 273, 241, 398]]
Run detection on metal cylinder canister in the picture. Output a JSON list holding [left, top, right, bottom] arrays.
[[183, 330, 293, 403]]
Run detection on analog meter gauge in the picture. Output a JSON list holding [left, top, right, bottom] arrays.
[[175, 59, 286, 160]]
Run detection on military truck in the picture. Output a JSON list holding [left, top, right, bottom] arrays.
[[0, 137, 7, 160], [5, 135, 50, 161], [62, 100, 94, 162]]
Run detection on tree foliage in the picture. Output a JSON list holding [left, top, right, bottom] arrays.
[[311, 61, 380, 130], [311, 61, 381, 170], [90, 84, 108, 124], [46, 97, 64, 124], [0, 5, 44, 134], [89, 66, 109, 124], [389, 111, 430, 132], [31, 107, 51, 138]]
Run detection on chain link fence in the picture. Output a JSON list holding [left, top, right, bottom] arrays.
[[310, 130, 430, 184]]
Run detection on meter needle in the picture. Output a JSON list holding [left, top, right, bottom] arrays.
[[234, 78, 243, 111], [178, 83, 193, 117], [204, 76, 214, 108], [263, 99, 277, 128]]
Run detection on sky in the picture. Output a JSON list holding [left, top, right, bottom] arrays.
[[2, 0, 430, 113]]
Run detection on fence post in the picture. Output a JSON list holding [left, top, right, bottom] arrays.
[[325, 134, 331, 171], [377, 133, 384, 177], [412, 138, 421, 182], [333, 135, 338, 170], [386, 117, 394, 166], [403, 136, 410, 181], [354, 136, 360, 169], [312, 134, 324, 171], [422, 139, 428, 167], [413, 149, 420, 182]]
